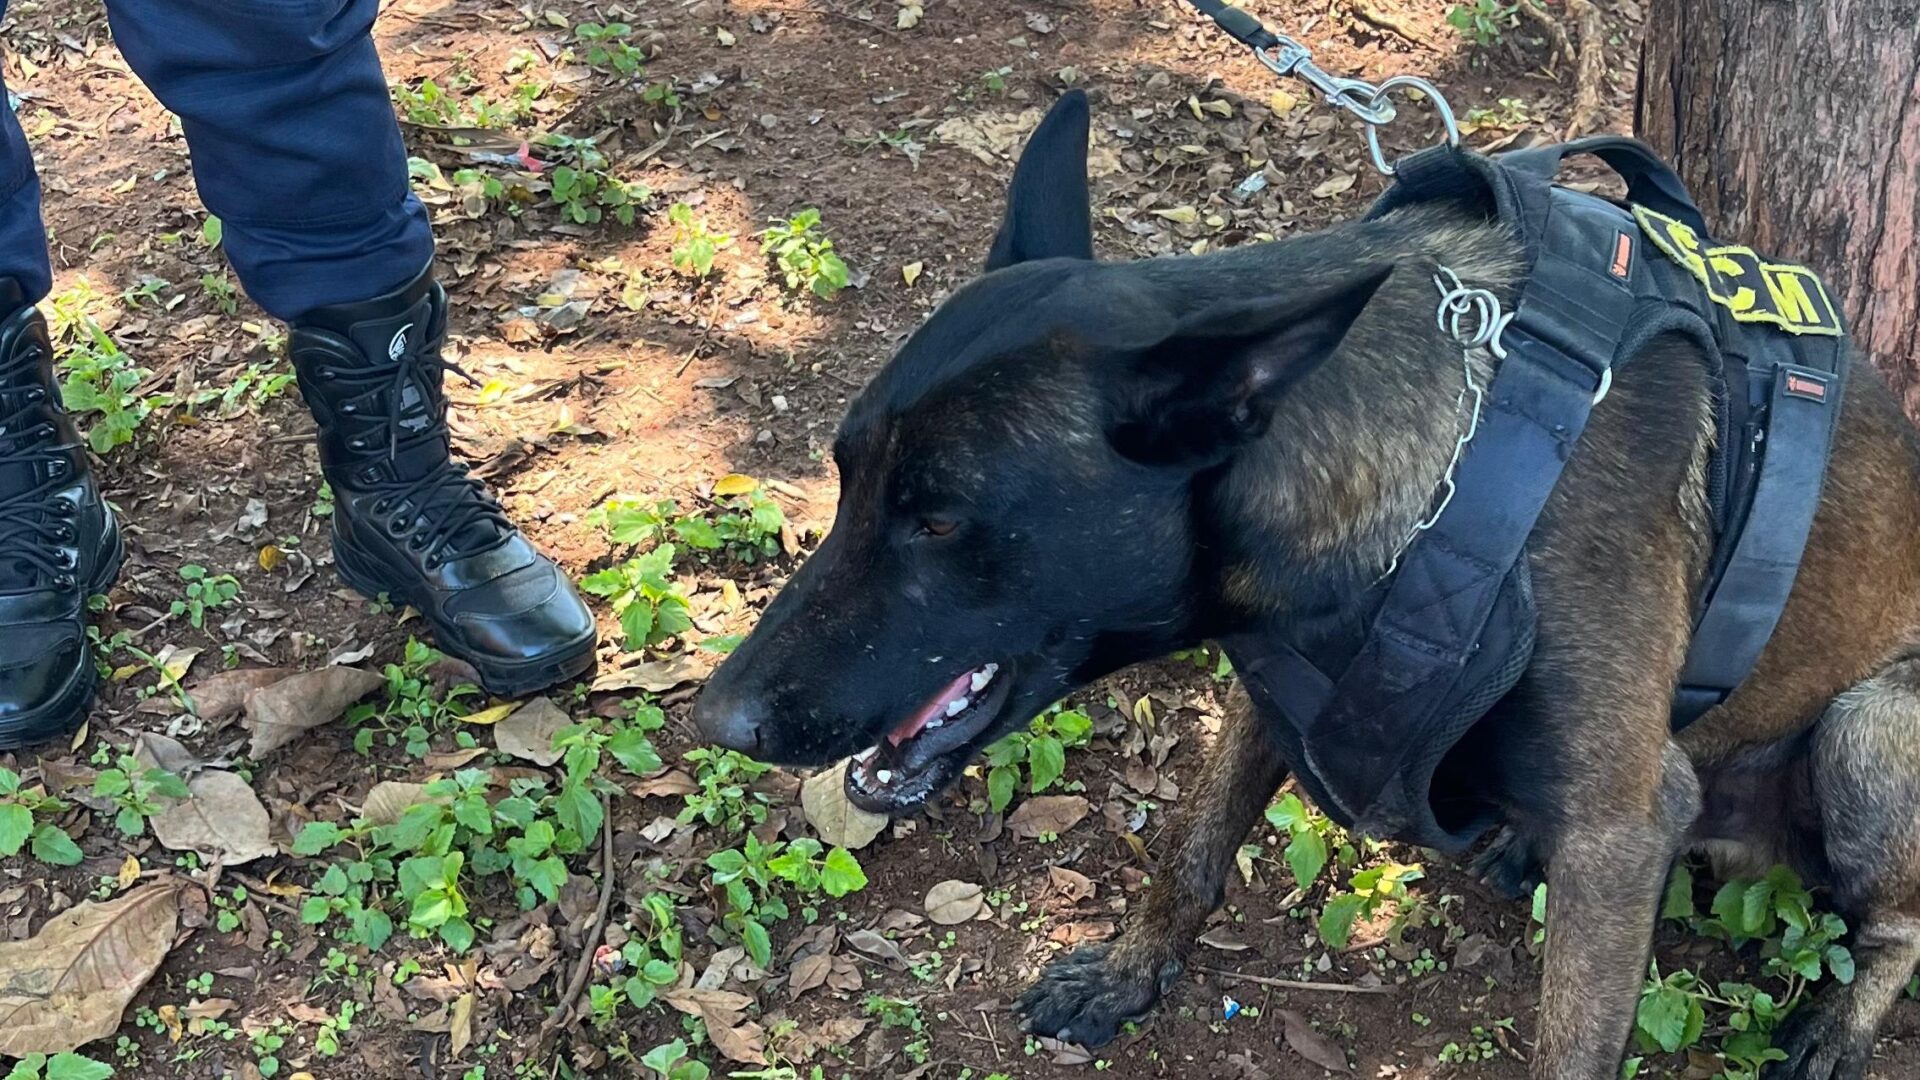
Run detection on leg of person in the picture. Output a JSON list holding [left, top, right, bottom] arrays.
[[104, 0, 598, 695], [0, 4, 123, 748]]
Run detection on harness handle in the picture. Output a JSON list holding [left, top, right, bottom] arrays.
[[1497, 136, 1710, 236]]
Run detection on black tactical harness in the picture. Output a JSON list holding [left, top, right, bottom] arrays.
[[1217, 138, 1848, 852]]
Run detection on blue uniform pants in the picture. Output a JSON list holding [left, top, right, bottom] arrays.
[[0, 0, 432, 320]]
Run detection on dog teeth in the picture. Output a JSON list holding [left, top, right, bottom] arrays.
[[854, 747, 878, 764], [876, 769, 893, 784], [946, 697, 970, 717], [969, 669, 993, 693]]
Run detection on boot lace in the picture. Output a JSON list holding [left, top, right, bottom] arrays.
[[314, 346, 513, 570], [0, 348, 80, 594]]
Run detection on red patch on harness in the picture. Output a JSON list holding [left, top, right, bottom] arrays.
[[1610, 231, 1634, 279], [1785, 374, 1829, 402]]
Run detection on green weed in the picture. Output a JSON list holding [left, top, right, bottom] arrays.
[[345, 639, 482, 757], [1446, 0, 1519, 45], [979, 705, 1093, 813], [2, 1052, 115, 1080], [0, 767, 84, 865], [668, 203, 729, 279], [170, 564, 240, 629], [761, 209, 851, 299], [580, 545, 693, 651], [91, 753, 190, 837]]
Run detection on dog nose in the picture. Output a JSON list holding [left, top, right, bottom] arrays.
[[693, 690, 766, 755]]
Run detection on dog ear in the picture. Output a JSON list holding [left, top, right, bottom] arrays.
[[1109, 265, 1394, 469], [985, 90, 1094, 270]]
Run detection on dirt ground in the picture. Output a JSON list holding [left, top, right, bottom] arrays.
[[3, 0, 1917, 1078]]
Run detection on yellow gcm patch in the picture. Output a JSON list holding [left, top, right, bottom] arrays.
[[1633, 205, 1843, 337]]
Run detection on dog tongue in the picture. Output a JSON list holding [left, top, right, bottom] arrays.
[[887, 670, 975, 747]]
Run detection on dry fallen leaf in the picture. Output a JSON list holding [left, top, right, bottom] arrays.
[[901, 261, 923, 286], [148, 770, 276, 865], [494, 698, 571, 766], [800, 761, 888, 849], [841, 929, 909, 969], [450, 992, 475, 1057], [1312, 173, 1358, 199], [360, 781, 439, 827], [924, 880, 985, 925], [1281, 1009, 1350, 1072], [244, 667, 384, 757], [0, 882, 183, 1055], [1199, 925, 1252, 952], [184, 668, 291, 725], [713, 473, 760, 496], [589, 655, 700, 694], [1006, 794, 1090, 839], [788, 952, 832, 998], [459, 700, 519, 726], [1048, 865, 1095, 902]]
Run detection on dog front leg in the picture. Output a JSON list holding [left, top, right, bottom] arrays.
[[1015, 687, 1290, 1047], [1535, 741, 1701, 1079]]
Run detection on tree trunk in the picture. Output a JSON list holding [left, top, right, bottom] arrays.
[[1636, 0, 1920, 417]]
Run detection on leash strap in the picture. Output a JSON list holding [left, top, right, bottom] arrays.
[[1183, 0, 1281, 49]]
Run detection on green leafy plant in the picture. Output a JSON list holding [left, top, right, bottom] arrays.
[[1627, 864, 1855, 1077], [580, 545, 693, 651], [1445, 0, 1519, 45], [640, 1040, 710, 1080], [678, 747, 772, 835], [668, 203, 729, 279], [550, 163, 649, 226], [57, 319, 161, 454], [345, 638, 481, 757], [199, 273, 239, 316], [761, 209, 851, 299], [619, 892, 687, 1011], [576, 22, 645, 76], [0, 767, 83, 865], [1317, 860, 1425, 949], [170, 564, 240, 629], [979, 706, 1093, 813], [592, 487, 785, 565], [1262, 792, 1347, 892], [708, 833, 867, 967], [3, 1052, 114, 1080], [91, 754, 189, 837]]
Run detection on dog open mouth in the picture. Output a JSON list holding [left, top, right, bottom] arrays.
[[844, 661, 1016, 813]]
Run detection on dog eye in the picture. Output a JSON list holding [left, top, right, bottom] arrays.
[[917, 517, 960, 539]]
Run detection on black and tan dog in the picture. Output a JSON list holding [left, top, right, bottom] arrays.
[[693, 90, 1920, 1080]]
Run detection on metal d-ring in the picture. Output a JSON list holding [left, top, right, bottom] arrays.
[[1360, 75, 1463, 176]]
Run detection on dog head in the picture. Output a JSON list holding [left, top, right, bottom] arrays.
[[694, 90, 1387, 812]]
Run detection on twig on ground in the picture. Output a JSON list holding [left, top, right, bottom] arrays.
[[1195, 965, 1396, 994], [228, 872, 304, 919], [1564, 0, 1608, 136], [758, 4, 909, 40], [540, 794, 617, 1040], [1349, 0, 1426, 46], [1517, 0, 1575, 67]]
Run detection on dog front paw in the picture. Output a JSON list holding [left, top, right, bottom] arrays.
[[1765, 994, 1873, 1080], [1013, 941, 1181, 1048], [1469, 826, 1543, 899]]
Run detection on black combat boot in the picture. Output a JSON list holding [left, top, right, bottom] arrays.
[[0, 279, 122, 748], [291, 268, 596, 696]]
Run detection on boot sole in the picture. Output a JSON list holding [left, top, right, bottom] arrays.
[[0, 519, 125, 751], [332, 534, 598, 699]]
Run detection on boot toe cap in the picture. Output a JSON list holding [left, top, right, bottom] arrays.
[[446, 559, 597, 665], [0, 631, 94, 747]]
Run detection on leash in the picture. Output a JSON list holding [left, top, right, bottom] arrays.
[[1181, 0, 1460, 175]]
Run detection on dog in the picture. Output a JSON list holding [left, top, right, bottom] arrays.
[[693, 90, 1920, 1080]]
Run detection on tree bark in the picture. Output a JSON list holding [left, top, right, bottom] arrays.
[[1636, 0, 1920, 417]]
